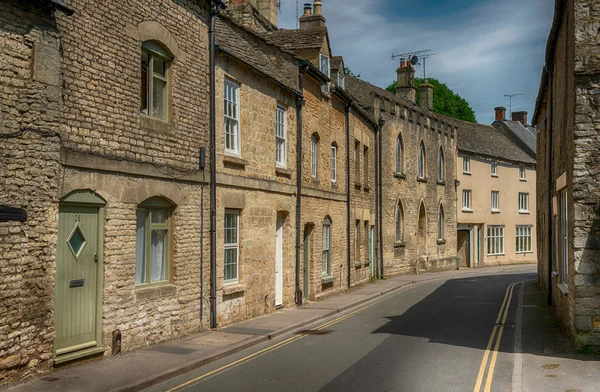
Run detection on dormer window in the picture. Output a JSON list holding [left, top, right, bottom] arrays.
[[319, 54, 330, 93], [337, 72, 345, 89]]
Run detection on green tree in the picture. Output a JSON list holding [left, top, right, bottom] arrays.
[[345, 67, 360, 78], [386, 78, 476, 123]]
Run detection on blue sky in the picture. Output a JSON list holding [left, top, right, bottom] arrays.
[[277, 0, 555, 125]]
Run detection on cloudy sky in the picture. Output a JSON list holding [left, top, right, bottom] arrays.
[[277, 0, 555, 125]]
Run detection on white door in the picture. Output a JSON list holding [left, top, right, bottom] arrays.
[[275, 215, 283, 306]]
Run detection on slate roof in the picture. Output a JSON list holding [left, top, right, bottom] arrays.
[[216, 16, 300, 94], [458, 123, 536, 165], [261, 27, 328, 51], [494, 120, 537, 157]]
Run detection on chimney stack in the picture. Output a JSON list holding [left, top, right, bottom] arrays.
[[511, 111, 528, 126], [396, 61, 416, 103], [494, 106, 506, 121], [419, 83, 434, 111], [299, 0, 326, 29]]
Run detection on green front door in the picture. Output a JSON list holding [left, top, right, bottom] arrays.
[[55, 205, 101, 358]]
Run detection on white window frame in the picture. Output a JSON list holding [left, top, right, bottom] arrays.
[[319, 54, 330, 94], [463, 156, 471, 174], [519, 166, 527, 181], [491, 161, 498, 177], [516, 225, 533, 253], [462, 190, 472, 211], [224, 80, 240, 156], [330, 145, 337, 183], [418, 143, 426, 179], [275, 105, 286, 168], [337, 72, 345, 89], [310, 135, 318, 179], [322, 218, 331, 275], [518, 192, 529, 213], [491, 191, 500, 212], [487, 225, 505, 255], [224, 210, 240, 284]]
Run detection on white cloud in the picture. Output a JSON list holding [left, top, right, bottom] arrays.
[[277, 0, 554, 124]]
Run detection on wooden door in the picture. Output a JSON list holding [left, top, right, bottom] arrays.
[[55, 206, 100, 356]]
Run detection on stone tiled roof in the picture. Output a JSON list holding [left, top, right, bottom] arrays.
[[458, 123, 536, 165], [496, 120, 537, 156], [261, 27, 328, 51], [216, 16, 300, 94], [331, 56, 343, 72]]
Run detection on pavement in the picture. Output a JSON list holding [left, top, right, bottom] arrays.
[[5, 264, 600, 392]]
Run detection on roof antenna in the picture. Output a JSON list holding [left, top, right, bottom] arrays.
[[391, 49, 435, 82], [504, 93, 524, 118], [296, 0, 299, 29]]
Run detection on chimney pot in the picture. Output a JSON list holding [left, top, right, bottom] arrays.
[[494, 106, 506, 122], [511, 111, 528, 126], [303, 2, 312, 15], [313, 0, 322, 15]]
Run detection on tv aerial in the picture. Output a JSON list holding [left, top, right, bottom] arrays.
[[391, 49, 435, 82], [504, 93, 524, 116]]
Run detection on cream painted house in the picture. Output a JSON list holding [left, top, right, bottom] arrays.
[[456, 111, 537, 267]]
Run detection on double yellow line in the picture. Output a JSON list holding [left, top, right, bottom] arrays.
[[167, 301, 380, 391], [473, 282, 518, 392]]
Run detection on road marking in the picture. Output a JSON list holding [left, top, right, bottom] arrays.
[[473, 282, 516, 392], [166, 299, 381, 391]]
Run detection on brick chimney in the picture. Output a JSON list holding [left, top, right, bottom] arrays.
[[419, 83, 434, 111], [396, 60, 416, 103], [299, 0, 326, 29], [494, 106, 506, 121], [511, 111, 528, 126]]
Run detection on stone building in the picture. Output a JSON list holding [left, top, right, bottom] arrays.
[[456, 108, 537, 268], [346, 64, 459, 276], [533, 0, 600, 351]]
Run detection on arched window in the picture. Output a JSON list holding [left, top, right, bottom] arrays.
[[438, 204, 445, 241], [322, 217, 331, 275], [395, 200, 404, 243], [330, 143, 337, 183], [437, 147, 445, 182], [135, 197, 173, 285], [395, 134, 404, 174], [418, 142, 426, 179], [311, 134, 319, 179], [140, 41, 171, 120]]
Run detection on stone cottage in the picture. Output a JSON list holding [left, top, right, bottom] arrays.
[[533, 0, 600, 351]]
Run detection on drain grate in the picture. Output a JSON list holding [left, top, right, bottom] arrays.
[[295, 329, 333, 335]]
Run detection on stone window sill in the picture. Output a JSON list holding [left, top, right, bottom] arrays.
[[557, 283, 569, 296], [354, 182, 362, 189], [492, 209, 501, 214], [394, 241, 406, 248], [417, 177, 428, 183], [275, 167, 292, 178], [463, 171, 472, 175], [354, 261, 364, 268], [311, 178, 320, 185], [394, 172, 405, 179], [437, 239, 446, 245], [437, 180, 446, 186], [223, 283, 246, 296], [519, 210, 531, 215], [363, 185, 371, 191], [140, 115, 174, 134], [462, 208, 474, 213], [321, 275, 336, 284], [222, 154, 248, 168], [520, 179, 528, 182], [492, 174, 498, 178], [135, 284, 177, 302]]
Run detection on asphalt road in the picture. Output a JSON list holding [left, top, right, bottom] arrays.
[[146, 268, 535, 392]]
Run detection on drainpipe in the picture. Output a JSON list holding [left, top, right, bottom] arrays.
[[374, 124, 380, 279], [546, 63, 554, 307], [345, 104, 351, 289], [295, 65, 306, 305], [378, 116, 385, 278], [209, 0, 226, 329]]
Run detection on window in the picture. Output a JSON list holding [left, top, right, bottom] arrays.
[[516, 226, 532, 253], [437, 148, 445, 182], [491, 161, 498, 176], [354, 140, 361, 184], [462, 190, 472, 210], [395, 201, 403, 242], [322, 217, 331, 275], [224, 80, 240, 155], [363, 146, 369, 186], [276, 105, 286, 167], [418, 142, 426, 179], [135, 198, 171, 285], [395, 135, 404, 174], [560, 190, 568, 284], [491, 191, 500, 212], [337, 72, 345, 89], [463, 156, 471, 173], [438, 205, 445, 241], [519, 166, 527, 181], [310, 134, 319, 178], [518, 193, 529, 213], [364, 221, 369, 262], [487, 225, 504, 255], [355, 220, 360, 263], [330, 144, 337, 183], [320, 54, 330, 93], [140, 41, 171, 120], [224, 210, 239, 283]]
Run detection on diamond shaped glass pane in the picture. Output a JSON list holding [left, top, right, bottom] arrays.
[[68, 226, 86, 257]]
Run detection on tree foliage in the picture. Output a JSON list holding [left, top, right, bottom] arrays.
[[386, 77, 476, 123], [344, 67, 360, 78]]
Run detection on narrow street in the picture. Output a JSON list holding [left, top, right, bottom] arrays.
[[147, 267, 533, 392]]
